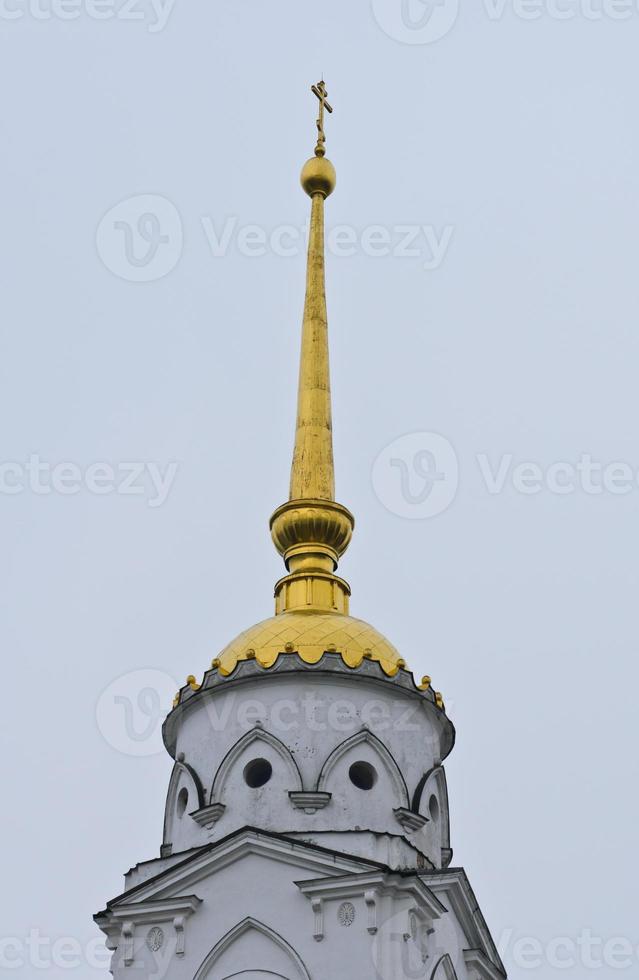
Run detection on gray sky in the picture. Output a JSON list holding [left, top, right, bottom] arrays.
[[1, 1, 638, 978]]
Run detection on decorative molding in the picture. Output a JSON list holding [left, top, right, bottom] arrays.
[[337, 901, 356, 927], [106, 895, 202, 927], [162, 654, 456, 766], [189, 803, 226, 829], [463, 948, 507, 980], [421, 871, 505, 976], [289, 791, 332, 813], [121, 921, 134, 967], [394, 807, 428, 832], [296, 870, 445, 922], [145, 926, 164, 952], [364, 889, 378, 935], [173, 915, 186, 956], [311, 897, 324, 941], [97, 895, 202, 968]]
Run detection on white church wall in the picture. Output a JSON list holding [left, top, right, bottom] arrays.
[[103, 841, 481, 980], [163, 670, 449, 867]]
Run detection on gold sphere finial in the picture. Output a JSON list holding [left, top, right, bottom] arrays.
[[301, 155, 336, 198]]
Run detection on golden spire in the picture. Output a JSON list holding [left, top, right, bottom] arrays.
[[270, 81, 354, 616], [289, 84, 335, 502]]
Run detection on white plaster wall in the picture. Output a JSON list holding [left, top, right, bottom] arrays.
[[163, 671, 450, 868], [106, 849, 474, 980]]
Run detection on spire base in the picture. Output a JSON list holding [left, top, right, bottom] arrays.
[[270, 498, 354, 569], [274, 570, 351, 615], [270, 498, 354, 614]]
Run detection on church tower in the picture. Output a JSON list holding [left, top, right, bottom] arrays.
[[95, 83, 507, 980]]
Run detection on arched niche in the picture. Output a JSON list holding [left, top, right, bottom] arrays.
[[413, 765, 450, 858], [195, 917, 311, 980], [210, 727, 303, 805], [220, 974, 291, 980], [163, 759, 205, 848], [317, 728, 409, 811], [430, 953, 459, 980]]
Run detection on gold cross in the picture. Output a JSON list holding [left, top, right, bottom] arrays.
[[311, 80, 333, 157]]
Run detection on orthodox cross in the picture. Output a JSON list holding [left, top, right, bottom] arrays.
[[311, 80, 333, 157]]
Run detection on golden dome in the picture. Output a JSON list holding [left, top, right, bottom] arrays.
[[214, 611, 405, 678]]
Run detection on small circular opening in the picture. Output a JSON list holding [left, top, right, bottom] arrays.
[[428, 794, 440, 822], [243, 758, 273, 788], [176, 787, 188, 818], [349, 761, 377, 791]]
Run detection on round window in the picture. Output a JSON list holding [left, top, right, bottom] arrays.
[[349, 761, 377, 791], [176, 786, 188, 818], [428, 794, 440, 822], [243, 758, 273, 788]]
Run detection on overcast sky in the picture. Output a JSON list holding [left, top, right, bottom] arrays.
[[1, 2, 638, 978]]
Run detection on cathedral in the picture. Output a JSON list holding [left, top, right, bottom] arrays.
[[95, 82, 507, 980]]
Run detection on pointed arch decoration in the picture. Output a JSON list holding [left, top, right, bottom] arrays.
[[210, 727, 303, 804], [412, 765, 450, 853], [430, 953, 459, 980], [316, 728, 409, 807], [162, 759, 205, 845], [194, 917, 311, 980]]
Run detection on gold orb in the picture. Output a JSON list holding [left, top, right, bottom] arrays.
[[301, 156, 336, 198]]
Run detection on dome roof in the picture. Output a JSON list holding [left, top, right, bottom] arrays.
[[214, 611, 405, 678]]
